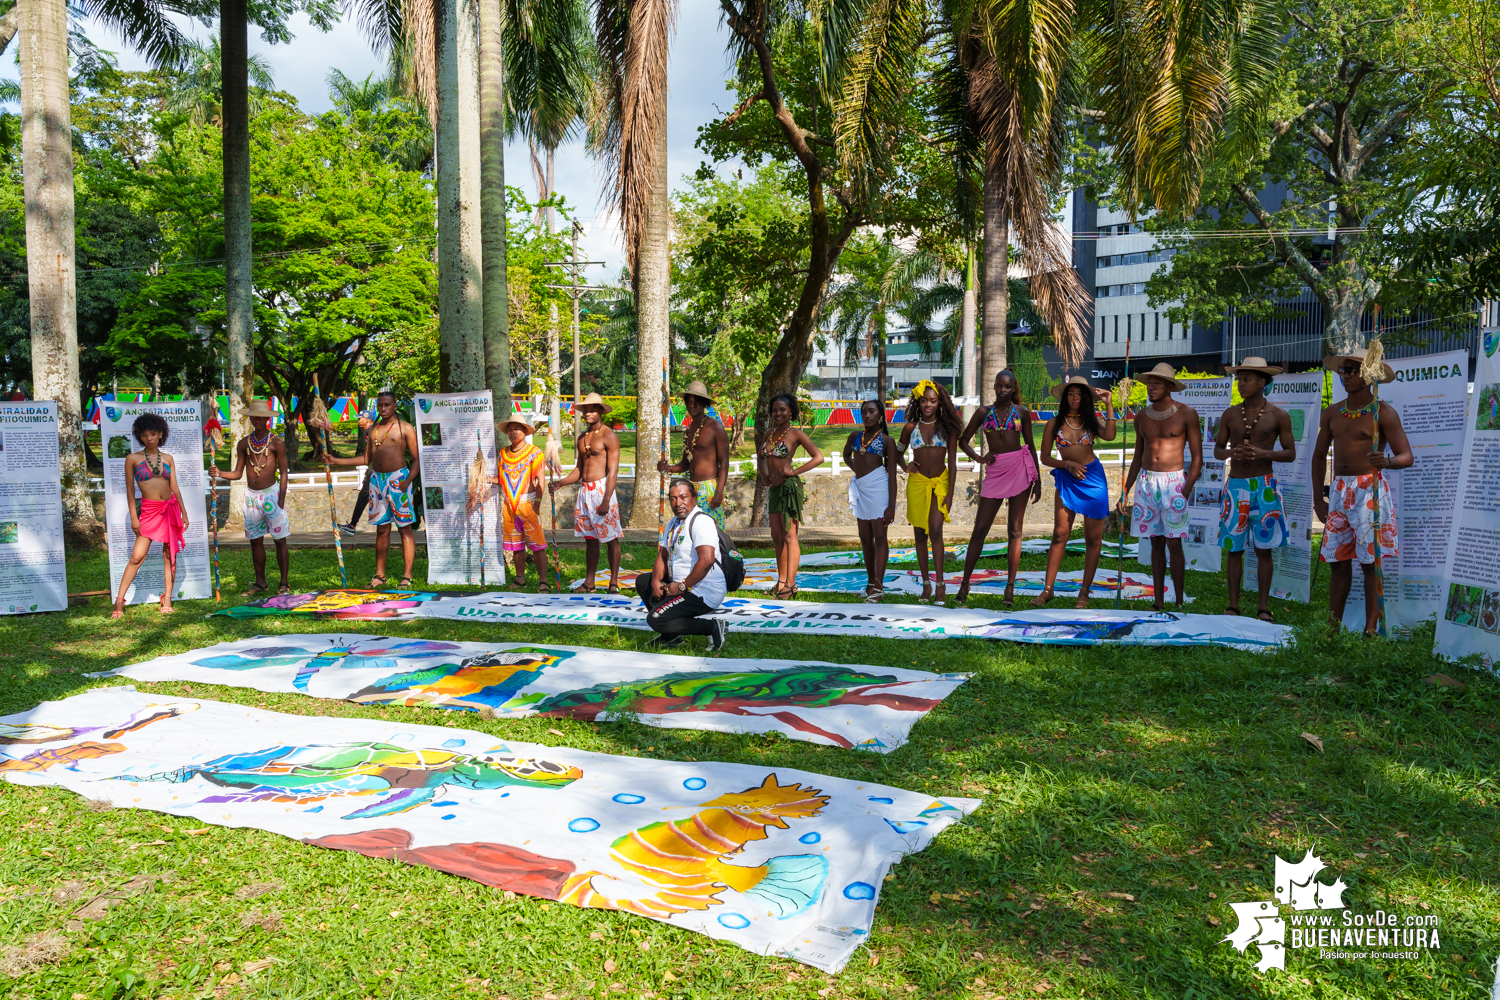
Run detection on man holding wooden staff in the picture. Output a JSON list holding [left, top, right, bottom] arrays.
[[211, 399, 291, 596]]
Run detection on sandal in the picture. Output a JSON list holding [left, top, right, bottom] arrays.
[[1224, 606, 1240, 616], [861, 587, 883, 604], [934, 583, 948, 607], [277, 585, 292, 596], [241, 582, 270, 598], [1029, 588, 1054, 608], [579, 584, 597, 594], [1073, 596, 1090, 609], [536, 582, 551, 594], [607, 585, 622, 595], [396, 577, 413, 589], [110, 609, 124, 620], [1256, 609, 1275, 623], [369, 575, 387, 590]]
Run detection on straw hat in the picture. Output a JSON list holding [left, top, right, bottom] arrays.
[[245, 399, 273, 419], [577, 392, 611, 414], [1138, 362, 1186, 392], [1050, 375, 1097, 400], [1323, 347, 1396, 384], [681, 380, 716, 406], [500, 415, 535, 435], [1225, 356, 1283, 377]]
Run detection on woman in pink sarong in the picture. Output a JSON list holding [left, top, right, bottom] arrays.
[[112, 412, 190, 618], [954, 369, 1042, 605]]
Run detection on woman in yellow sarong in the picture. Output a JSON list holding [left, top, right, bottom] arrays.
[[897, 380, 961, 604]]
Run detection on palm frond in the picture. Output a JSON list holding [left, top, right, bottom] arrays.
[[74, 0, 186, 67], [506, 0, 592, 148], [831, 0, 927, 199]]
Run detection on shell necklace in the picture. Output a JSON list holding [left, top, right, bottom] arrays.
[[1141, 402, 1178, 422]]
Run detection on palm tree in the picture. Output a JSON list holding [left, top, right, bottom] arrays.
[[591, 0, 677, 530], [164, 37, 275, 124], [328, 68, 392, 114], [11, 0, 182, 542]]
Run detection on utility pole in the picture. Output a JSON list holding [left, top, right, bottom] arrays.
[[544, 220, 604, 439]]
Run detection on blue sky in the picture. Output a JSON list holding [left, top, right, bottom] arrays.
[[14, 5, 742, 277]]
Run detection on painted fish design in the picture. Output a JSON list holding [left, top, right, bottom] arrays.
[[560, 774, 830, 919], [347, 648, 570, 710], [128, 741, 582, 820]]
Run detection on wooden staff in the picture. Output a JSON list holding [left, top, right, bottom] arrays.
[[658, 354, 669, 539], [310, 375, 347, 587], [1116, 339, 1131, 608], [544, 436, 566, 592], [1362, 330, 1388, 636]]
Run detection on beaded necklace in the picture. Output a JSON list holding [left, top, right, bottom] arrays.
[[1239, 400, 1267, 440], [1339, 398, 1378, 419], [247, 428, 273, 476]]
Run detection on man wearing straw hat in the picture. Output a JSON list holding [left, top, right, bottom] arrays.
[[211, 399, 292, 596], [485, 415, 551, 592], [1120, 362, 1202, 609], [321, 389, 421, 588], [1215, 357, 1297, 621], [550, 392, 623, 592], [1312, 347, 1413, 634], [656, 381, 730, 529]]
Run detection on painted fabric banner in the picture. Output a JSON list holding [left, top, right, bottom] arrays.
[[211, 588, 481, 620], [1436, 330, 1500, 671], [100, 400, 212, 605], [1, 689, 978, 972], [0, 401, 67, 614], [742, 538, 1092, 572], [1332, 349, 1470, 633], [107, 635, 969, 751], [710, 568, 1181, 603], [1239, 373, 1323, 603], [1135, 378, 1233, 575], [415, 392, 505, 586], [412, 593, 1288, 650]]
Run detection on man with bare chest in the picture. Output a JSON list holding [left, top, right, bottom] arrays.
[[1121, 363, 1202, 609], [1312, 348, 1414, 634], [211, 399, 291, 595], [1214, 358, 1296, 620], [550, 392, 623, 592], [321, 390, 421, 587], [656, 381, 729, 529]]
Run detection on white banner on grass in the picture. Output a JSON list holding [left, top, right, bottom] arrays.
[[0, 401, 66, 614], [99, 399, 211, 605], [414, 392, 504, 586], [1136, 377, 1233, 574], [1332, 349, 1469, 632], [2, 688, 978, 973], [1240, 372, 1324, 603], [107, 634, 969, 752], [1435, 330, 1500, 670]]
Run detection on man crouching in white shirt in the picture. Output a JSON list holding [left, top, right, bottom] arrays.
[[636, 479, 729, 652]]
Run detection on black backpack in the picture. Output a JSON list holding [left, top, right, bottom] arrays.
[[688, 509, 745, 593]]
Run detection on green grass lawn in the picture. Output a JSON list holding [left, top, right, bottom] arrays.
[[2, 542, 1497, 999]]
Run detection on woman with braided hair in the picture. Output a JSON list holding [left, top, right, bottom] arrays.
[[897, 380, 961, 604]]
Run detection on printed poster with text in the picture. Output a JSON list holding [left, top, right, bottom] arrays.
[[1332, 349, 1469, 633], [100, 400, 212, 605], [1136, 377, 1232, 575], [415, 391, 504, 586], [1241, 373, 1323, 603], [0, 401, 67, 614], [1436, 330, 1500, 670]]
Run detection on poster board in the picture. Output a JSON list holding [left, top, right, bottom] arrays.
[[0, 401, 67, 613], [1136, 378, 1233, 574], [1240, 372, 1323, 603], [1435, 330, 1500, 670], [100, 399, 212, 605], [414, 391, 504, 586], [1332, 349, 1469, 633]]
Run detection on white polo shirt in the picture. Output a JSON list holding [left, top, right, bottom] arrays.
[[664, 511, 726, 609]]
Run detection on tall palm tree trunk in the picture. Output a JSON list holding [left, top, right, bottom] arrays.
[[980, 166, 1009, 406], [477, 0, 510, 409], [222, 0, 253, 506], [436, 0, 485, 392], [875, 305, 888, 404], [961, 244, 977, 418], [20, 0, 100, 542], [625, 123, 670, 529]]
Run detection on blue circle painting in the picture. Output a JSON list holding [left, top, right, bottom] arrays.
[[799, 832, 821, 844], [612, 793, 646, 805], [567, 818, 601, 833], [682, 777, 707, 790], [717, 913, 751, 930], [843, 882, 876, 900]]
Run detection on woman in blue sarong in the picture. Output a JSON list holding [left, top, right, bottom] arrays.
[[1035, 376, 1118, 607]]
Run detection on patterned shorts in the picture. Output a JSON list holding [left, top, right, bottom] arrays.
[[1321, 473, 1398, 565], [243, 487, 291, 541], [502, 499, 547, 553], [369, 469, 416, 528], [1218, 476, 1288, 552], [693, 480, 727, 530], [1131, 469, 1190, 538], [574, 479, 623, 542]]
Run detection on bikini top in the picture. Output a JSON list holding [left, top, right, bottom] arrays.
[[910, 421, 948, 449], [133, 455, 172, 483], [983, 404, 1019, 433], [1056, 418, 1093, 448], [763, 434, 791, 458], [854, 431, 884, 455]]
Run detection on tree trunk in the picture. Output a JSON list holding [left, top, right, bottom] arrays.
[[20, 0, 100, 543], [547, 300, 561, 451], [222, 0, 253, 519], [961, 244, 977, 419], [1323, 284, 1372, 356], [436, 0, 486, 393], [876, 305, 887, 406], [980, 163, 1009, 405], [626, 123, 671, 529], [0, 0, 23, 58], [477, 0, 510, 411]]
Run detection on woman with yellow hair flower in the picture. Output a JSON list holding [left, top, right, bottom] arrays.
[[897, 380, 962, 604]]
